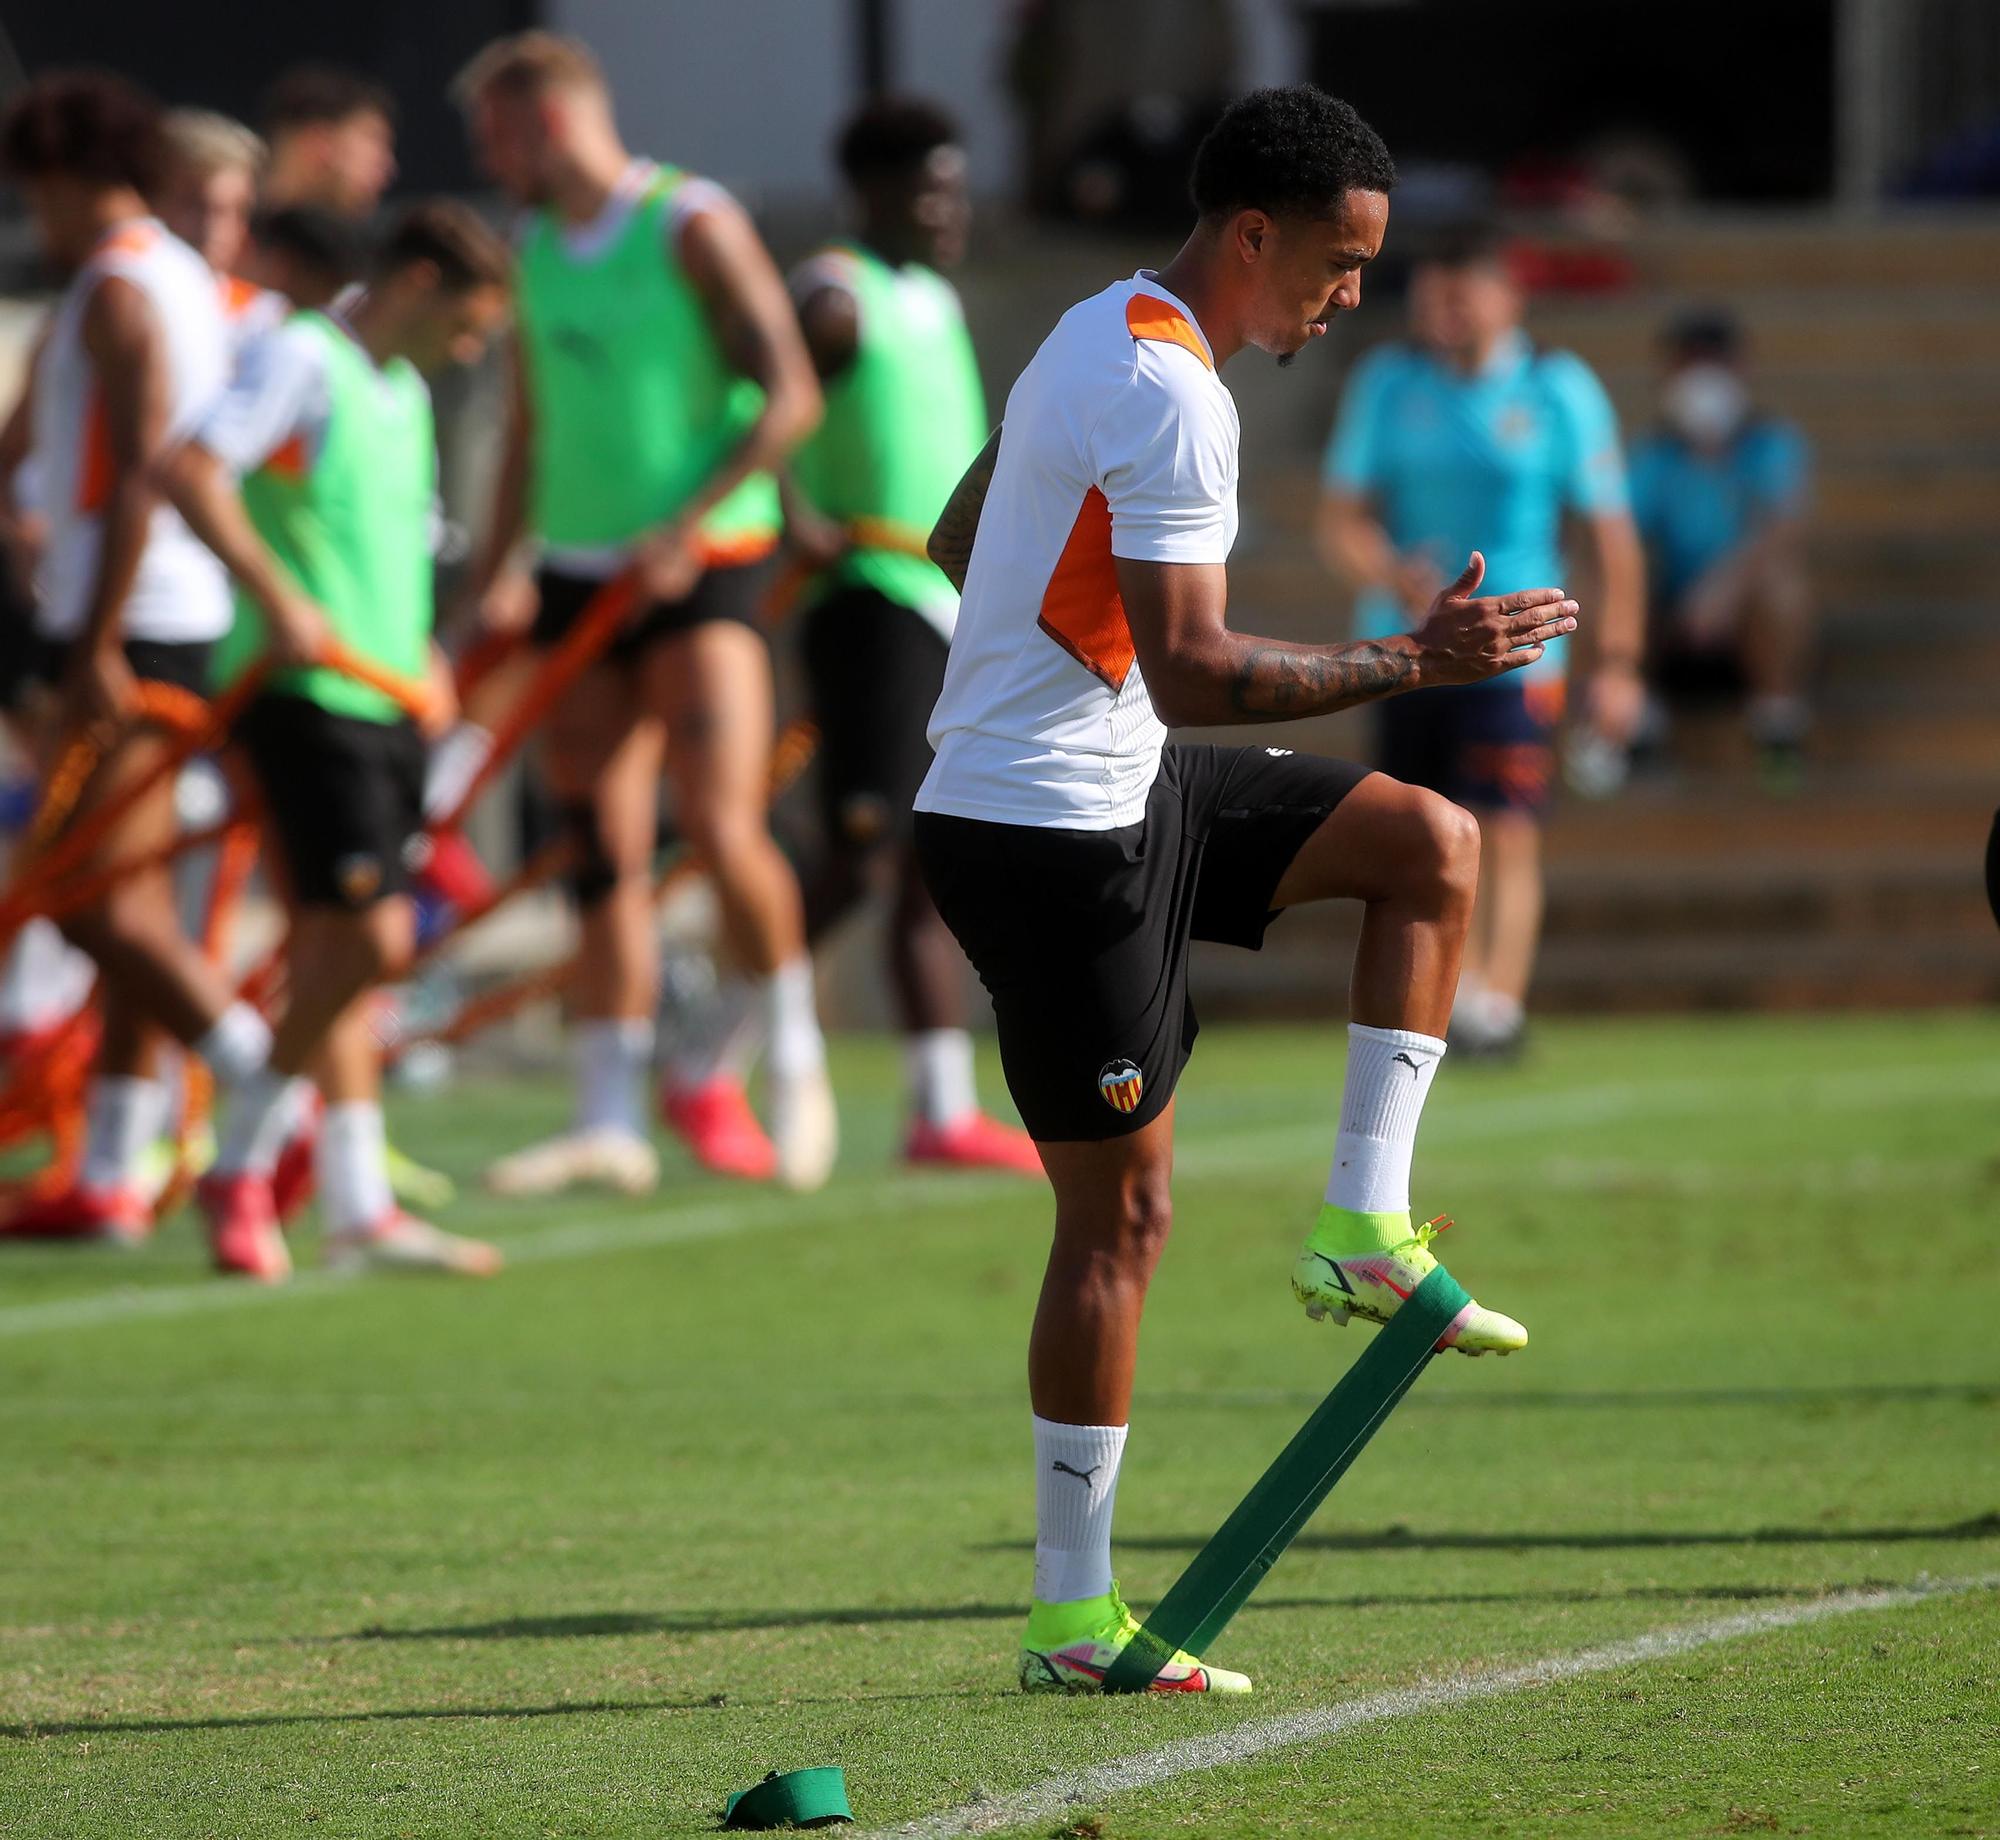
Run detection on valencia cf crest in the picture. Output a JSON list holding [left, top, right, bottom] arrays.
[[1098, 1059, 1144, 1114], [334, 853, 383, 905]]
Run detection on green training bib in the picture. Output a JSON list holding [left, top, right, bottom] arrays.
[[518, 165, 778, 551], [788, 243, 986, 622], [217, 311, 433, 724]]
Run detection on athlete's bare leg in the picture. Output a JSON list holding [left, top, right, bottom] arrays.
[[804, 832, 964, 1033], [645, 620, 802, 977], [50, 728, 236, 1046], [1460, 809, 1539, 1010], [277, 899, 414, 1085], [1268, 772, 1479, 1036], [540, 662, 665, 1025], [1030, 1105, 1176, 1424]]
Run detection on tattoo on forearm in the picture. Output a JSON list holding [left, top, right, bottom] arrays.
[[1227, 641, 1415, 718], [928, 433, 1000, 592]]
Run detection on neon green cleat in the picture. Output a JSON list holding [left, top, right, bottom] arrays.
[[1018, 1585, 1252, 1695], [1292, 1205, 1527, 1357], [386, 1141, 457, 1213]]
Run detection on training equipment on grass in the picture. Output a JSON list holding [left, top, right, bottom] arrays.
[[722, 1766, 853, 1829], [1101, 1263, 1472, 1693]]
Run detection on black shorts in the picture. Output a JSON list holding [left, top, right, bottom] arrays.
[[800, 585, 948, 847], [20, 634, 215, 702], [1375, 676, 1563, 817], [532, 560, 772, 662], [236, 691, 425, 910], [915, 742, 1369, 1142]]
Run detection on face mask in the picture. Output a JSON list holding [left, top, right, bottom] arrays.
[[1662, 363, 1748, 443]]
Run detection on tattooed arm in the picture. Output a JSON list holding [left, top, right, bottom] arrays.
[[1121, 550, 1580, 728], [926, 427, 1000, 593]]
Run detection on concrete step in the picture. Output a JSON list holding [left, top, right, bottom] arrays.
[[1622, 215, 2000, 291]]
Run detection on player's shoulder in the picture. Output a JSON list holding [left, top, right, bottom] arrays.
[[1346, 337, 1423, 388], [790, 244, 864, 302], [1526, 344, 1612, 404]]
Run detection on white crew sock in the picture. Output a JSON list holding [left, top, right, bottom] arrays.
[[423, 721, 494, 821], [1032, 1415, 1128, 1605], [194, 1001, 274, 1089], [764, 957, 826, 1079], [571, 1017, 655, 1136], [214, 1069, 312, 1178], [316, 1101, 394, 1235], [905, 1027, 977, 1127], [666, 978, 763, 1089], [1325, 1022, 1446, 1215], [79, 1076, 167, 1193], [0, 919, 93, 1034]]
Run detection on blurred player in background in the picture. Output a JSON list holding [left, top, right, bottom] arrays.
[[784, 97, 1038, 1175], [0, 71, 307, 1252], [1318, 224, 1643, 1059], [258, 66, 396, 221], [164, 202, 511, 1279], [457, 33, 833, 1197], [1629, 309, 1813, 789]]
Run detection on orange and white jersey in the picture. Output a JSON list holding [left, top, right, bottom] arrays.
[[917, 273, 1238, 831], [29, 218, 230, 644], [217, 271, 288, 366]]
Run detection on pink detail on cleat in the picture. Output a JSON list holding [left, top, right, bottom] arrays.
[[196, 1172, 291, 1282], [903, 1111, 1043, 1176], [0, 1182, 151, 1245], [271, 1098, 322, 1224], [660, 1077, 777, 1181]]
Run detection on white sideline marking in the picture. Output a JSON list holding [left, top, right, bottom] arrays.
[[1, 1052, 1991, 1342], [872, 1575, 1997, 1840]]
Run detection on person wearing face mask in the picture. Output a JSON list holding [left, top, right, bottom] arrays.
[[1628, 310, 1813, 789], [1318, 222, 1644, 1060]]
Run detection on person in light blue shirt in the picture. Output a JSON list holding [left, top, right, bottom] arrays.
[[1628, 309, 1813, 785], [1319, 225, 1644, 1056]]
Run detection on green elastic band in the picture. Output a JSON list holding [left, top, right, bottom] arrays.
[[723, 1766, 853, 1829], [1102, 1262, 1471, 1692]]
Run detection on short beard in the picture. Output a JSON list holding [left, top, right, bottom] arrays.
[[1276, 349, 1299, 370]]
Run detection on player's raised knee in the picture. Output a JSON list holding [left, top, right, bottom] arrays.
[[1405, 787, 1479, 905]]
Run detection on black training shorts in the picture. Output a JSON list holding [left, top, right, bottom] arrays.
[[800, 584, 948, 848], [532, 559, 773, 662], [236, 691, 425, 910], [19, 634, 215, 705], [915, 742, 1370, 1143]]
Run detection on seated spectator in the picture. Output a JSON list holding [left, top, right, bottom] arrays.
[[1629, 310, 1813, 788]]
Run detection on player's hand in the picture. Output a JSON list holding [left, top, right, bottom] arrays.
[[470, 566, 539, 639], [1586, 660, 1645, 745], [266, 593, 333, 671], [62, 640, 138, 739], [419, 642, 459, 740], [1409, 552, 1579, 688], [634, 517, 705, 605], [785, 507, 849, 574]]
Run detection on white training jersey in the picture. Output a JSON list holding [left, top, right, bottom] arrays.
[[29, 218, 231, 644], [916, 272, 1238, 830]]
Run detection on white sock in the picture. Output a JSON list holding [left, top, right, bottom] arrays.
[[80, 1076, 167, 1192], [194, 1002, 273, 1088], [0, 919, 92, 1034], [1325, 1022, 1446, 1215], [905, 1028, 977, 1127], [215, 1069, 312, 1177], [1032, 1415, 1127, 1605], [571, 1017, 655, 1136], [423, 721, 493, 821], [764, 957, 825, 1079], [665, 979, 763, 1089], [316, 1101, 394, 1235], [1479, 990, 1525, 1035], [1448, 975, 1488, 1034]]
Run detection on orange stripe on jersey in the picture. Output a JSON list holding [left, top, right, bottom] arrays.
[[695, 529, 781, 570], [219, 273, 261, 319], [76, 390, 115, 513], [97, 223, 159, 260], [1125, 295, 1212, 371], [1037, 487, 1133, 691], [265, 433, 311, 480]]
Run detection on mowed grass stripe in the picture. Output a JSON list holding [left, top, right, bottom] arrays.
[[874, 1575, 2000, 1840], [2, 1049, 1993, 1341]]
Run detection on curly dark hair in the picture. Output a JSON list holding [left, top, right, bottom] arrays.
[[1189, 85, 1394, 222], [0, 69, 163, 191], [836, 95, 961, 182]]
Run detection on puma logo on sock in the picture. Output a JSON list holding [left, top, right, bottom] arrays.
[[1051, 1460, 1101, 1489]]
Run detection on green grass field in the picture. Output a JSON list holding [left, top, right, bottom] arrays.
[[2, 1013, 1996, 1838]]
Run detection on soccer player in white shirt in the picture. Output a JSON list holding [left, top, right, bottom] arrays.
[[913, 87, 1580, 1694]]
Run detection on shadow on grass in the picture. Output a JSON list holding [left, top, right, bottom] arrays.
[[0, 1685, 986, 1741], [1161, 1382, 2000, 1414], [337, 1577, 1926, 1644]]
